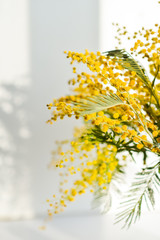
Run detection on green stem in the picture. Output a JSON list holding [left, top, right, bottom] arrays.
[[152, 65, 159, 88], [128, 103, 154, 142], [149, 87, 160, 109]]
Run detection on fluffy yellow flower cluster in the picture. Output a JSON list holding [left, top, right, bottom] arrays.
[[46, 24, 160, 222], [47, 135, 119, 216]]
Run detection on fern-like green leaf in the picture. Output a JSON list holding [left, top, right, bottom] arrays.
[[115, 161, 160, 228], [104, 49, 151, 87], [74, 93, 124, 115], [92, 189, 112, 214]]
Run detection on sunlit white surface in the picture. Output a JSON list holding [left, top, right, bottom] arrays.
[[0, 0, 30, 84], [0, 0, 33, 219], [0, 213, 160, 240]]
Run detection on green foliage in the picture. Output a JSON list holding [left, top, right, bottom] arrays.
[[115, 161, 160, 228], [74, 93, 124, 115], [104, 49, 151, 87], [104, 49, 160, 108], [84, 125, 148, 158]]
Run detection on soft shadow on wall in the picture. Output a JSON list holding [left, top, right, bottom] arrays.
[[0, 0, 100, 220], [26, 0, 100, 217]]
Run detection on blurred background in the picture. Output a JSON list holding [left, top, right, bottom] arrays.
[[0, 0, 160, 239]]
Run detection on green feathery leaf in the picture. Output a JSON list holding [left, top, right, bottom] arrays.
[[115, 161, 160, 228], [104, 49, 151, 87], [74, 93, 124, 115], [92, 189, 112, 213]]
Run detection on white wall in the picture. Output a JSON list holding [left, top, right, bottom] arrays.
[[29, 0, 100, 217], [0, 0, 32, 219], [0, 0, 99, 219]]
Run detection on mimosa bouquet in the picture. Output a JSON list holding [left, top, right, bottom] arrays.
[[46, 23, 160, 228]]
